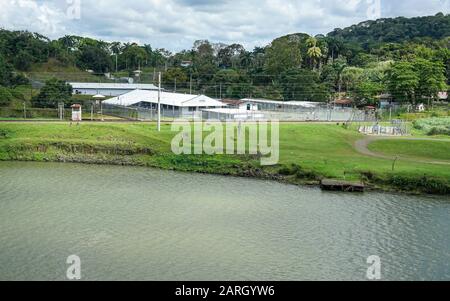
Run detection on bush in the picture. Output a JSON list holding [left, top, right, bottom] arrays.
[[278, 164, 321, 180], [413, 117, 450, 136], [0, 86, 13, 106], [296, 169, 321, 180], [0, 129, 11, 139], [363, 171, 449, 195], [278, 164, 301, 176]]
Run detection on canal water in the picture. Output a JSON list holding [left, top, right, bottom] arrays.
[[0, 162, 449, 280]]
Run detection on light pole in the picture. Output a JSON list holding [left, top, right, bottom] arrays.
[[157, 72, 161, 132]]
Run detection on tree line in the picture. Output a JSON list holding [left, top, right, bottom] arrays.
[[0, 13, 449, 108]]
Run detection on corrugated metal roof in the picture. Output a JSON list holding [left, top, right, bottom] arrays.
[[104, 89, 225, 108], [68, 82, 159, 90]]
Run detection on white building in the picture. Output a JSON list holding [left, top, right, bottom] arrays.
[[241, 98, 321, 111], [202, 108, 265, 121], [438, 91, 448, 101], [69, 82, 160, 97], [103, 89, 224, 118]]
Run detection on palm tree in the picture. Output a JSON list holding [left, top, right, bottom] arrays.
[[306, 37, 322, 70]]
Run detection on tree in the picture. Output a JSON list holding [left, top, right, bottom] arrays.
[[320, 57, 347, 93], [14, 50, 34, 71], [353, 80, 384, 106], [192, 40, 217, 84], [280, 68, 329, 102], [325, 37, 345, 62], [213, 69, 251, 98], [0, 54, 14, 86], [386, 61, 419, 104], [121, 44, 147, 70], [264, 36, 302, 75], [77, 45, 112, 73], [341, 67, 364, 92], [306, 37, 323, 69], [217, 44, 245, 68], [413, 58, 446, 102], [0, 86, 13, 106], [163, 68, 189, 90], [33, 78, 73, 108]]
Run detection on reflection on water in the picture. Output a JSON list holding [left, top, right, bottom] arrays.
[[0, 162, 449, 281]]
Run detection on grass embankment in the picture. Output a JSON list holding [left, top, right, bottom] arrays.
[[0, 122, 449, 194], [369, 140, 450, 161]]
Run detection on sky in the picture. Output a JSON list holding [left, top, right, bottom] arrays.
[[0, 0, 449, 52]]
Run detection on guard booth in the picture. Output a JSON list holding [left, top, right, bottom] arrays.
[[71, 104, 82, 122]]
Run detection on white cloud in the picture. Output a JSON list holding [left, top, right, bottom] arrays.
[[0, 0, 448, 51]]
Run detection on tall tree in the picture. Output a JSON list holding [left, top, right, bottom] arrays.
[[264, 36, 302, 75], [280, 68, 329, 102], [413, 58, 447, 102], [386, 61, 419, 104], [306, 37, 323, 69]]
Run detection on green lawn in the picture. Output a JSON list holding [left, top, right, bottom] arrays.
[[368, 139, 450, 161], [0, 122, 449, 194]]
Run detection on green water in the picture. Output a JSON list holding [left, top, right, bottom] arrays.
[[0, 161, 449, 281]]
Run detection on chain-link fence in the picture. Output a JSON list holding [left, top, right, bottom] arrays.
[[102, 104, 376, 122], [102, 104, 203, 121], [0, 107, 70, 119]]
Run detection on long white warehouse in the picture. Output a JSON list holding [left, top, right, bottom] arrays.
[[69, 82, 160, 96], [103, 89, 224, 117]]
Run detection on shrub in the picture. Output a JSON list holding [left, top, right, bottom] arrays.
[[0, 86, 13, 106], [296, 169, 321, 180], [0, 129, 11, 139], [278, 164, 301, 176], [278, 164, 321, 181], [413, 117, 450, 136], [365, 172, 449, 195]]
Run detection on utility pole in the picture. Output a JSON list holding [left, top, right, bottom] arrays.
[[219, 83, 222, 99], [189, 74, 192, 94], [157, 72, 161, 132], [174, 78, 177, 93], [115, 54, 118, 73], [23, 102, 26, 119]]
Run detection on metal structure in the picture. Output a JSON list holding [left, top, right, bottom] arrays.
[[358, 120, 409, 136], [103, 103, 376, 122]]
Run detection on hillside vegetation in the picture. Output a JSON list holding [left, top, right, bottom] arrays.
[[0, 13, 449, 110]]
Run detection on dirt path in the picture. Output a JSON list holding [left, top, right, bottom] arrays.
[[354, 136, 450, 165]]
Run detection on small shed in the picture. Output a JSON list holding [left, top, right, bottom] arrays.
[[417, 103, 426, 112], [71, 104, 82, 122]]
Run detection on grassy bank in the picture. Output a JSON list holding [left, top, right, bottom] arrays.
[[0, 122, 449, 194], [369, 139, 450, 161]]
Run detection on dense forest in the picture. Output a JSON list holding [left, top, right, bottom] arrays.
[[0, 13, 449, 108]]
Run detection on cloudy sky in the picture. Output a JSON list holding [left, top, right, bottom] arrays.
[[0, 0, 449, 52]]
